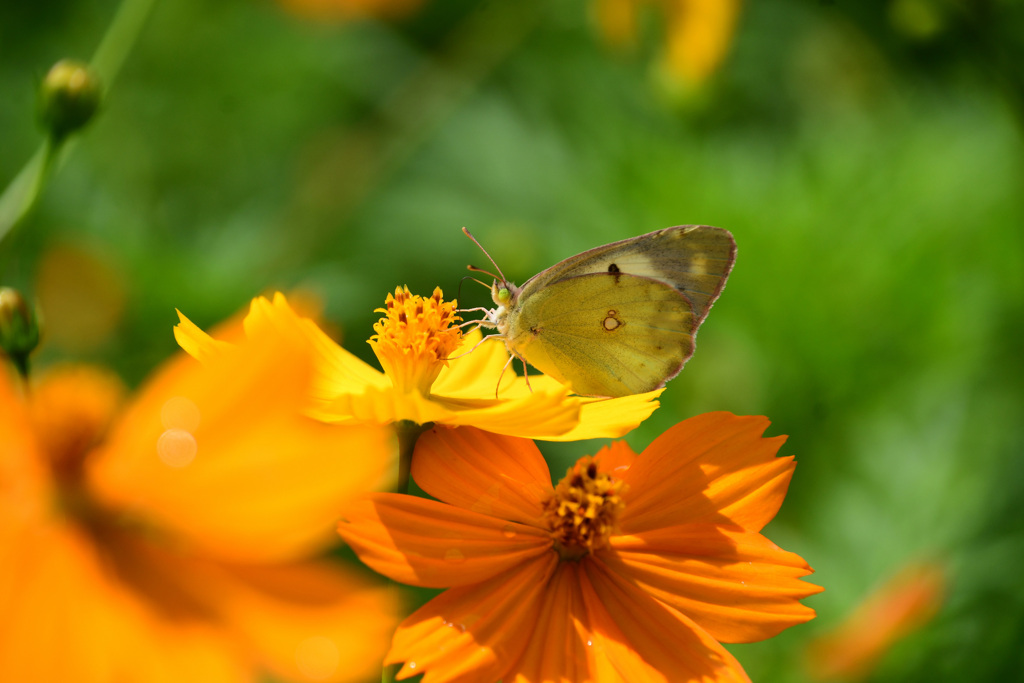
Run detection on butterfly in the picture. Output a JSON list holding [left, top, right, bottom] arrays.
[[465, 225, 736, 397]]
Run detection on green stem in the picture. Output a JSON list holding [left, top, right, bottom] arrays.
[[0, 139, 60, 248], [381, 420, 430, 683], [381, 661, 400, 683], [90, 0, 159, 87], [394, 420, 430, 495], [0, 0, 158, 249], [12, 353, 31, 382]]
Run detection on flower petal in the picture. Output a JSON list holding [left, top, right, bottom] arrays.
[[338, 494, 551, 588], [412, 426, 554, 525], [431, 390, 583, 439], [125, 623, 252, 683], [201, 559, 399, 683], [0, 370, 49, 536], [176, 293, 391, 423], [805, 562, 945, 681], [431, 333, 512, 398], [508, 562, 639, 683], [321, 382, 450, 425], [173, 310, 236, 363], [620, 412, 794, 533], [245, 293, 390, 402], [605, 524, 821, 643], [593, 439, 639, 474], [544, 390, 663, 442], [506, 563, 587, 682], [0, 522, 250, 683], [1, 523, 123, 682], [583, 557, 752, 683], [433, 336, 661, 440], [89, 311, 395, 563], [594, 0, 638, 49], [663, 0, 741, 86], [386, 553, 557, 683], [322, 372, 585, 440], [100, 526, 397, 683]]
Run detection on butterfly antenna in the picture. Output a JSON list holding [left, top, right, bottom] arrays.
[[466, 264, 501, 281], [463, 227, 508, 284], [459, 274, 491, 294], [456, 275, 484, 306]]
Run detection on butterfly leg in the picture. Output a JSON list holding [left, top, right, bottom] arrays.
[[494, 348, 532, 397], [519, 353, 533, 393], [456, 306, 494, 316], [445, 333, 503, 361], [494, 353, 517, 399]]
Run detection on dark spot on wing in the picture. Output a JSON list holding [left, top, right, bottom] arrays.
[[608, 263, 620, 273]]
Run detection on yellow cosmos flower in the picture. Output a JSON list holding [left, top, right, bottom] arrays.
[[594, 0, 742, 87], [0, 309, 398, 681], [174, 289, 660, 441], [338, 412, 822, 682]]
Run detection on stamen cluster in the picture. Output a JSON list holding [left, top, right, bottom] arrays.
[[542, 456, 626, 560], [369, 286, 463, 395]]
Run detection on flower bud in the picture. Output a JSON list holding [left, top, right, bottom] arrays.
[[37, 59, 102, 141], [0, 287, 41, 375]]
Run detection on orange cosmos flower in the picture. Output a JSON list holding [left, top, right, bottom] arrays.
[[594, 0, 742, 88], [174, 289, 661, 441], [805, 562, 946, 681], [277, 0, 426, 23], [0, 308, 398, 681], [338, 412, 822, 682]]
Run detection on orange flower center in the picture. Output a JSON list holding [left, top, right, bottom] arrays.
[[21, 366, 212, 621], [542, 457, 626, 560], [368, 286, 463, 395], [29, 365, 124, 485]]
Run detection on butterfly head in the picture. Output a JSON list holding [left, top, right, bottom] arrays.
[[490, 280, 514, 307], [486, 279, 519, 334], [462, 227, 518, 334]]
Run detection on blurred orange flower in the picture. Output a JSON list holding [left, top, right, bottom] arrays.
[[594, 0, 742, 88], [338, 412, 822, 682], [805, 562, 946, 681], [277, 0, 425, 22], [175, 290, 661, 441], [0, 308, 399, 681]]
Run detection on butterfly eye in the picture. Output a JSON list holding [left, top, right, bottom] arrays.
[[497, 287, 511, 304]]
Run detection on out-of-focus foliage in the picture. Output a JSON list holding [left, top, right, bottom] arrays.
[[3, 0, 1023, 681]]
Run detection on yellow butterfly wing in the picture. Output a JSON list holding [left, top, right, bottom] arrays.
[[519, 225, 735, 324], [504, 272, 696, 397]]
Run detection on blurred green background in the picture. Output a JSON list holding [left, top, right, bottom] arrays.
[[3, 0, 1023, 680]]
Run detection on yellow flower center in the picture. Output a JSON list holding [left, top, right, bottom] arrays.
[[368, 286, 463, 396], [542, 457, 626, 560]]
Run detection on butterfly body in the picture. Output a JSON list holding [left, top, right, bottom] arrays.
[[481, 225, 736, 397]]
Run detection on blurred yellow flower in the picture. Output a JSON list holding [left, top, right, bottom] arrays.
[[594, 0, 742, 87], [339, 413, 822, 682], [175, 290, 661, 441], [35, 242, 126, 353], [0, 310, 399, 681], [805, 562, 946, 681]]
